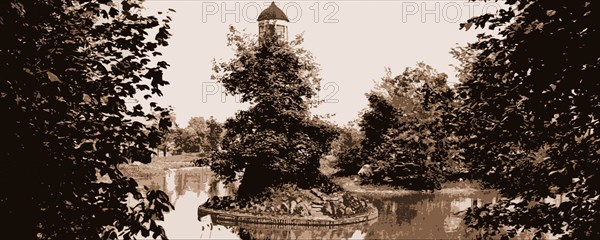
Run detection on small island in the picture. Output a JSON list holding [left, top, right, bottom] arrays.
[[197, 2, 377, 226], [198, 186, 378, 226]]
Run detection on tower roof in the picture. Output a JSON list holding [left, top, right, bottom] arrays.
[[257, 2, 289, 22]]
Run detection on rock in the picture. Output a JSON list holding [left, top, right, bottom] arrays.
[[309, 208, 322, 216], [290, 200, 297, 213], [280, 202, 289, 212], [299, 201, 312, 214], [329, 202, 338, 216], [338, 207, 345, 216], [358, 164, 373, 178], [310, 188, 324, 200], [299, 206, 309, 216], [322, 203, 332, 215], [337, 202, 347, 210], [345, 207, 354, 215]]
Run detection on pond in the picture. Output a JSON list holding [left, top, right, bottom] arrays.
[[127, 166, 500, 239]]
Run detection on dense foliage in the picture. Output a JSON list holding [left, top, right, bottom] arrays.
[[205, 117, 224, 152], [458, 0, 598, 238], [0, 0, 175, 239], [210, 28, 339, 199], [331, 126, 363, 176], [334, 63, 457, 190], [164, 116, 223, 155], [359, 63, 455, 190]]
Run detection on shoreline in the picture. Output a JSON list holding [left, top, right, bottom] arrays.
[[198, 204, 378, 226], [332, 176, 484, 197]]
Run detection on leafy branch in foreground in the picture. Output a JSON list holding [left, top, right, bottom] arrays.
[[458, 0, 598, 238], [1, 1, 175, 239]]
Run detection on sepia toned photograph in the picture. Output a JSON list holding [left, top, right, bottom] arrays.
[[1, 0, 596, 239]]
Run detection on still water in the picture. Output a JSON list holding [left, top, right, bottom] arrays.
[[129, 166, 499, 239]]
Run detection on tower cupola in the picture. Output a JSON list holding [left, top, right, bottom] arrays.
[[258, 2, 289, 41]]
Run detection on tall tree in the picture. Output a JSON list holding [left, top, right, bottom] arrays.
[[205, 116, 224, 153], [458, 0, 598, 238], [156, 109, 177, 157], [210, 27, 339, 199], [359, 93, 399, 157], [1, 1, 174, 239], [187, 116, 207, 152], [359, 63, 453, 190], [331, 126, 363, 176], [171, 127, 200, 154]]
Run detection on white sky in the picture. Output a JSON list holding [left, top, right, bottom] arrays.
[[142, 1, 500, 128]]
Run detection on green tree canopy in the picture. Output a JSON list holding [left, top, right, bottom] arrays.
[[210, 28, 339, 199], [331, 126, 363, 176], [358, 63, 454, 190], [164, 116, 223, 155], [1, 0, 174, 239], [458, 0, 598, 238], [205, 116, 224, 152], [187, 116, 207, 150], [171, 127, 200, 154]]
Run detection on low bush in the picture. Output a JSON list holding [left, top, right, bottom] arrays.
[[192, 156, 212, 167]]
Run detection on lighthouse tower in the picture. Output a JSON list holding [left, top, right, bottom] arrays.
[[258, 2, 289, 41]]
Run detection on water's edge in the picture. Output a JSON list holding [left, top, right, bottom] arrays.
[[198, 204, 379, 226]]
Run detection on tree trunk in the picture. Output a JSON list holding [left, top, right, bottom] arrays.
[[236, 163, 275, 200]]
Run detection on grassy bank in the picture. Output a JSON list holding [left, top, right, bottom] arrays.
[[119, 153, 199, 178], [333, 176, 484, 197]]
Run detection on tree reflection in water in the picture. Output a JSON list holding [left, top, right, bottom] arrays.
[[367, 194, 434, 225], [229, 222, 374, 240], [124, 167, 499, 239]]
